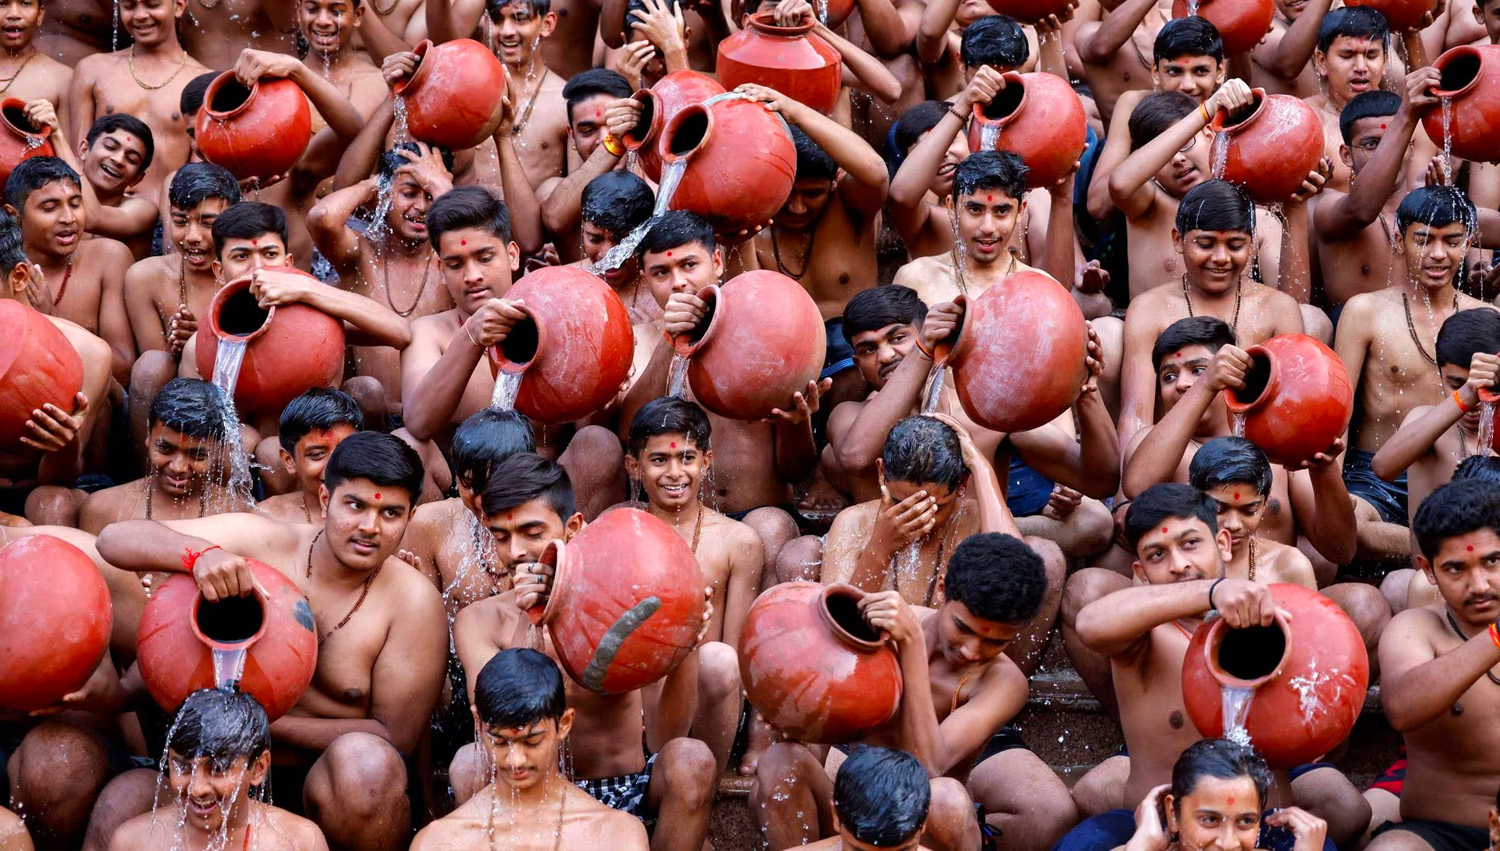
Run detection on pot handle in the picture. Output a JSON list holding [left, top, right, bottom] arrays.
[[928, 294, 966, 368]]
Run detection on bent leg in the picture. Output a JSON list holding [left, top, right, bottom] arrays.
[[1016, 498, 1114, 561], [967, 748, 1080, 849], [1300, 305, 1334, 345], [1008, 537, 1065, 676], [777, 534, 824, 585], [1070, 754, 1129, 818], [127, 350, 179, 471], [24, 486, 85, 527], [255, 435, 294, 497], [749, 742, 834, 849], [1062, 568, 1132, 719], [447, 743, 483, 807], [923, 777, 981, 851], [303, 732, 411, 850], [81, 768, 158, 851], [1322, 581, 1391, 677], [558, 425, 626, 521], [1290, 765, 1371, 849], [645, 737, 715, 851], [742, 506, 799, 592], [393, 427, 451, 504], [693, 641, 742, 776], [339, 376, 389, 433], [7, 722, 111, 849]]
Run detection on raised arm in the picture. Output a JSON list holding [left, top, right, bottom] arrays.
[[1287, 450, 1357, 566], [95, 513, 300, 595], [333, 97, 397, 192], [31, 102, 157, 243], [307, 178, 379, 273], [814, 16, 902, 104], [1010, 328, 1121, 498], [933, 412, 1021, 538], [1076, 577, 1218, 658], [1124, 345, 1254, 497], [889, 70, 1002, 244], [402, 298, 524, 440], [1252, 0, 1331, 79], [860, 592, 946, 771], [426, 0, 487, 44], [1074, 0, 1155, 64], [1085, 90, 1141, 219], [1373, 353, 1498, 479], [914, 0, 961, 67], [737, 83, 889, 216], [537, 99, 636, 236], [355, 4, 412, 63], [1110, 80, 1254, 219], [248, 268, 411, 348]]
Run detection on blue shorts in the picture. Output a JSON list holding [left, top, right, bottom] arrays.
[[822, 317, 855, 380], [1007, 455, 1054, 517], [1342, 448, 1409, 525]]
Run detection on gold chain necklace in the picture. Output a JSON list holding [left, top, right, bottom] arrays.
[[0, 50, 36, 96], [1247, 536, 1257, 582], [306, 529, 382, 644], [129, 45, 189, 91], [1181, 273, 1243, 333], [369, 0, 401, 17], [1403, 289, 1458, 367], [382, 247, 434, 317]]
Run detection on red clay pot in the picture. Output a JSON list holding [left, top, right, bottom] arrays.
[[1224, 334, 1353, 466], [0, 300, 83, 458], [194, 271, 347, 418], [1182, 583, 1369, 768], [395, 39, 509, 151], [0, 535, 112, 712], [660, 94, 796, 236], [486, 266, 634, 424], [739, 582, 902, 744], [966, 72, 1088, 189], [1346, 0, 1436, 32], [137, 559, 318, 720], [675, 271, 826, 421], [1422, 46, 1500, 165], [529, 508, 704, 695], [936, 272, 1087, 433], [196, 73, 312, 183], [981, 0, 1073, 22], [0, 98, 53, 188], [1209, 89, 1324, 204], [1171, 0, 1274, 55], [622, 71, 725, 184], [717, 12, 842, 115]]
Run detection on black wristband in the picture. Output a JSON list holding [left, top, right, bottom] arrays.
[[1208, 577, 1225, 611], [946, 104, 971, 123]]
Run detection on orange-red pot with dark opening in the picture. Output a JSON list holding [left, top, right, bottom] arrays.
[[196, 72, 312, 183], [0, 300, 82, 460], [1347, 0, 1437, 34], [659, 94, 796, 237], [966, 71, 1087, 189], [394, 39, 509, 151], [0, 535, 112, 712], [621, 71, 725, 184], [1209, 88, 1324, 204], [1422, 45, 1500, 165], [0, 98, 53, 188], [1224, 334, 1352, 466], [1170, 0, 1274, 55]]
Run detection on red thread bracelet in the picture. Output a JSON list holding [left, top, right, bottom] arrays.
[[1455, 390, 1474, 414], [1489, 622, 1500, 651], [181, 545, 222, 574], [915, 337, 937, 360]]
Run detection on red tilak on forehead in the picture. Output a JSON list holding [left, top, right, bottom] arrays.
[[666, 251, 673, 257], [506, 512, 513, 521], [1162, 527, 1169, 534], [1233, 492, 1240, 500], [669, 441, 677, 448], [1470, 545, 1475, 551], [250, 239, 258, 246], [986, 194, 993, 202], [373, 492, 381, 500], [461, 240, 466, 246]]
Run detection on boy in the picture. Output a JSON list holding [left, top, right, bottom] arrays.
[[800, 747, 978, 851], [1305, 7, 1396, 193], [1251, 0, 1332, 96], [1073, 0, 1172, 124], [532, 69, 635, 265], [0, 0, 73, 139], [577, 170, 658, 325], [257, 387, 364, 523], [1188, 436, 1319, 589], [32, 107, 158, 258]]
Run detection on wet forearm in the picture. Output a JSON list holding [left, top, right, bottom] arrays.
[[97, 521, 207, 573]]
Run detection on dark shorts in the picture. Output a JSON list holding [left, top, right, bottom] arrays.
[[1289, 761, 1337, 782], [0, 484, 34, 517], [1372, 818, 1490, 851], [1053, 808, 1338, 851], [973, 725, 1029, 768], [1343, 448, 1409, 525], [576, 752, 657, 827], [821, 317, 855, 380], [1007, 456, 1054, 518], [1369, 755, 1408, 796]]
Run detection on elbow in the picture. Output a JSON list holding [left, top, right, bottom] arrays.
[[403, 406, 439, 442], [1073, 607, 1111, 653], [1370, 451, 1399, 482]]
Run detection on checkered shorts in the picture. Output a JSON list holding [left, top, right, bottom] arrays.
[[574, 752, 657, 826]]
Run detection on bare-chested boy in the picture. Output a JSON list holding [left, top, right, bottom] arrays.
[[756, 533, 1079, 849], [1252, 0, 1329, 97], [1305, 7, 1401, 193], [1073, 0, 1172, 125], [0, 0, 74, 136], [69, 0, 208, 202], [1369, 478, 1500, 849], [409, 649, 650, 851], [257, 387, 363, 523], [177, 0, 296, 69], [35, 108, 159, 258], [96, 432, 448, 849], [798, 746, 977, 851], [107, 689, 329, 851], [297, 0, 386, 124], [577, 170, 659, 326], [915, 6, 1050, 103]]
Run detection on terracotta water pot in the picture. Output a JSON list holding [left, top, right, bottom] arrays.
[[717, 12, 842, 115], [194, 271, 347, 417], [1171, 0, 1274, 55], [1209, 89, 1324, 204], [981, 0, 1074, 23], [528, 508, 705, 695], [486, 266, 634, 424], [621, 71, 725, 183], [1422, 46, 1500, 165], [196, 73, 312, 183], [137, 559, 318, 720], [0, 299, 83, 458], [1182, 583, 1369, 768], [1224, 334, 1352, 466], [394, 39, 509, 151], [660, 94, 797, 236], [738, 582, 902, 743], [0, 535, 112, 712], [966, 71, 1088, 189], [1346, 0, 1437, 31], [0, 98, 53, 187], [935, 272, 1087, 433], [675, 271, 826, 421]]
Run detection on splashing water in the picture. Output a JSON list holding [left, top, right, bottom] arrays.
[[592, 158, 689, 275], [1441, 97, 1454, 184], [666, 353, 691, 398], [1480, 402, 1496, 456], [655, 158, 687, 217], [1211, 131, 1229, 180], [491, 370, 522, 411], [367, 172, 396, 246], [1221, 685, 1255, 746], [392, 95, 410, 146], [211, 646, 248, 689], [1187, 0, 1200, 13], [113, 0, 121, 52], [921, 366, 946, 414], [209, 341, 255, 512], [526, 623, 543, 650], [979, 121, 1000, 152], [1231, 411, 1246, 438], [815, 0, 828, 23]]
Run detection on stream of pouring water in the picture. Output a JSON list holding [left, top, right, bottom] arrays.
[[591, 158, 688, 275], [211, 646, 248, 689], [1221, 685, 1255, 747], [210, 340, 255, 512], [491, 370, 522, 411]]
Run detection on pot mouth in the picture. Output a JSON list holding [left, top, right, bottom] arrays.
[[621, 88, 661, 152], [191, 589, 269, 651], [392, 39, 434, 97], [746, 9, 815, 35], [976, 72, 1027, 124], [1432, 45, 1482, 99], [492, 304, 542, 374], [671, 284, 719, 357], [819, 583, 886, 649], [929, 293, 968, 364], [1204, 610, 1293, 689], [0, 98, 46, 139], [1211, 88, 1268, 137], [663, 102, 713, 163], [1225, 345, 1275, 414], [204, 72, 261, 122], [526, 538, 569, 627], [211, 278, 274, 343]]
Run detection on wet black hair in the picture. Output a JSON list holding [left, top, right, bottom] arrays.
[[791, 124, 838, 182], [473, 648, 566, 729], [277, 387, 363, 455], [893, 101, 949, 155], [623, 0, 680, 39], [168, 162, 241, 212], [181, 71, 218, 118], [882, 416, 968, 491], [1338, 90, 1402, 146], [322, 431, 425, 504], [1124, 483, 1221, 552], [629, 396, 712, 456], [4, 156, 80, 213], [1128, 91, 1198, 152], [1454, 455, 1500, 487], [150, 378, 230, 442], [1396, 185, 1476, 237], [0, 210, 26, 273], [841, 285, 929, 346], [1316, 6, 1390, 55], [562, 69, 633, 126], [1154, 15, 1223, 63], [1436, 308, 1500, 370], [452, 408, 537, 495], [638, 209, 715, 259], [952, 150, 1027, 201], [86, 113, 156, 174], [479, 452, 576, 520], [960, 15, 1029, 69], [378, 141, 455, 181], [211, 202, 288, 257], [581, 171, 654, 238], [1170, 739, 1273, 815], [1414, 478, 1500, 561], [832, 747, 930, 846], [1151, 316, 1237, 372], [427, 185, 512, 249], [944, 533, 1047, 624], [1189, 436, 1273, 497], [166, 688, 271, 768], [1175, 179, 1255, 237], [486, 0, 550, 19]]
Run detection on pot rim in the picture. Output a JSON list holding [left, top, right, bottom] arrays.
[[203, 71, 263, 123], [527, 536, 571, 627], [662, 100, 717, 165], [818, 583, 888, 650], [671, 283, 721, 358], [0, 97, 46, 141], [1224, 342, 1278, 415], [1202, 608, 1295, 690], [621, 88, 663, 152], [745, 9, 816, 35], [1478, 377, 1500, 406], [974, 70, 1029, 127], [190, 584, 271, 652], [930, 292, 970, 366], [488, 301, 545, 376], [209, 276, 278, 346], [392, 39, 435, 99], [1210, 87, 1269, 138], [1431, 45, 1483, 99]]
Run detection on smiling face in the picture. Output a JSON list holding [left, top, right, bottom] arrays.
[[388, 174, 432, 243], [627, 433, 709, 514], [851, 322, 920, 390], [1398, 220, 1470, 293], [1315, 36, 1387, 102], [1166, 775, 1262, 851], [283, 424, 357, 500], [1176, 228, 1252, 295], [1154, 130, 1212, 198], [482, 497, 579, 571], [167, 750, 268, 834], [148, 423, 216, 500], [487, 0, 554, 67], [581, 220, 638, 288], [81, 130, 149, 195], [318, 478, 412, 571], [437, 226, 519, 315], [1132, 514, 1231, 586], [169, 197, 228, 273], [299, 0, 360, 55], [952, 188, 1024, 267], [476, 710, 574, 792], [1421, 527, 1500, 627], [119, 0, 185, 47]]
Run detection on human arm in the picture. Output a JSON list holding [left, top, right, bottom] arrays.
[[29, 102, 156, 243], [720, 528, 762, 648], [622, 0, 693, 73], [1279, 161, 1330, 304], [771, 379, 830, 483], [1123, 345, 1254, 497], [96, 241, 137, 384], [402, 298, 525, 440], [1373, 353, 1498, 478], [1074, 0, 1155, 64], [857, 0, 916, 57], [1116, 298, 1164, 455], [235, 49, 364, 141], [307, 179, 378, 272], [537, 98, 637, 236], [889, 69, 1004, 243], [1034, 6, 1074, 80], [1076, 577, 1276, 658], [95, 514, 301, 598], [859, 592, 945, 772], [333, 96, 396, 191], [1286, 443, 1357, 566], [357, 576, 448, 753], [247, 268, 411, 348], [737, 83, 889, 216], [928, 412, 1021, 538], [355, 3, 412, 64], [1122, 786, 1172, 851], [1085, 89, 1140, 219], [646, 590, 710, 746], [1263, 808, 1328, 851], [914, 0, 961, 66], [65, 58, 96, 151], [1037, 169, 1077, 287], [425, 0, 486, 45], [1110, 80, 1254, 219], [123, 260, 168, 353], [1380, 606, 1500, 730], [1253, 0, 1331, 79], [811, 14, 902, 105]]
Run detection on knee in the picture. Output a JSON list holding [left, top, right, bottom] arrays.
[[448, 743, 482, 805], [340, 376, 388, 425], [754, 742, 808, 792], [657, 738, 716, 807], [128, 350, 176, 393], [11, 722, 109, 799], [745, 507, 799, 559], [1381, 568, 1416, 613], [566, 425, 625, 469], [1023, 536, 1066, 591], [313, 733, 407, 811], [1329, 582, 1392, 639], [25, 486, 81, 527], [1073, 500, 1116, 558], [777, 534, 823, 584], [697, 641, 741, 701], [1063, 568, 1130, 622]]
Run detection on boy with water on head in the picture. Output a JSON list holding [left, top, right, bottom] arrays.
[[576, 170, 659, 326], [256, 387, 364, 524]]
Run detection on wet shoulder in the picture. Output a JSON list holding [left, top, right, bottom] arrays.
[[82, 235, 133, 266]]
